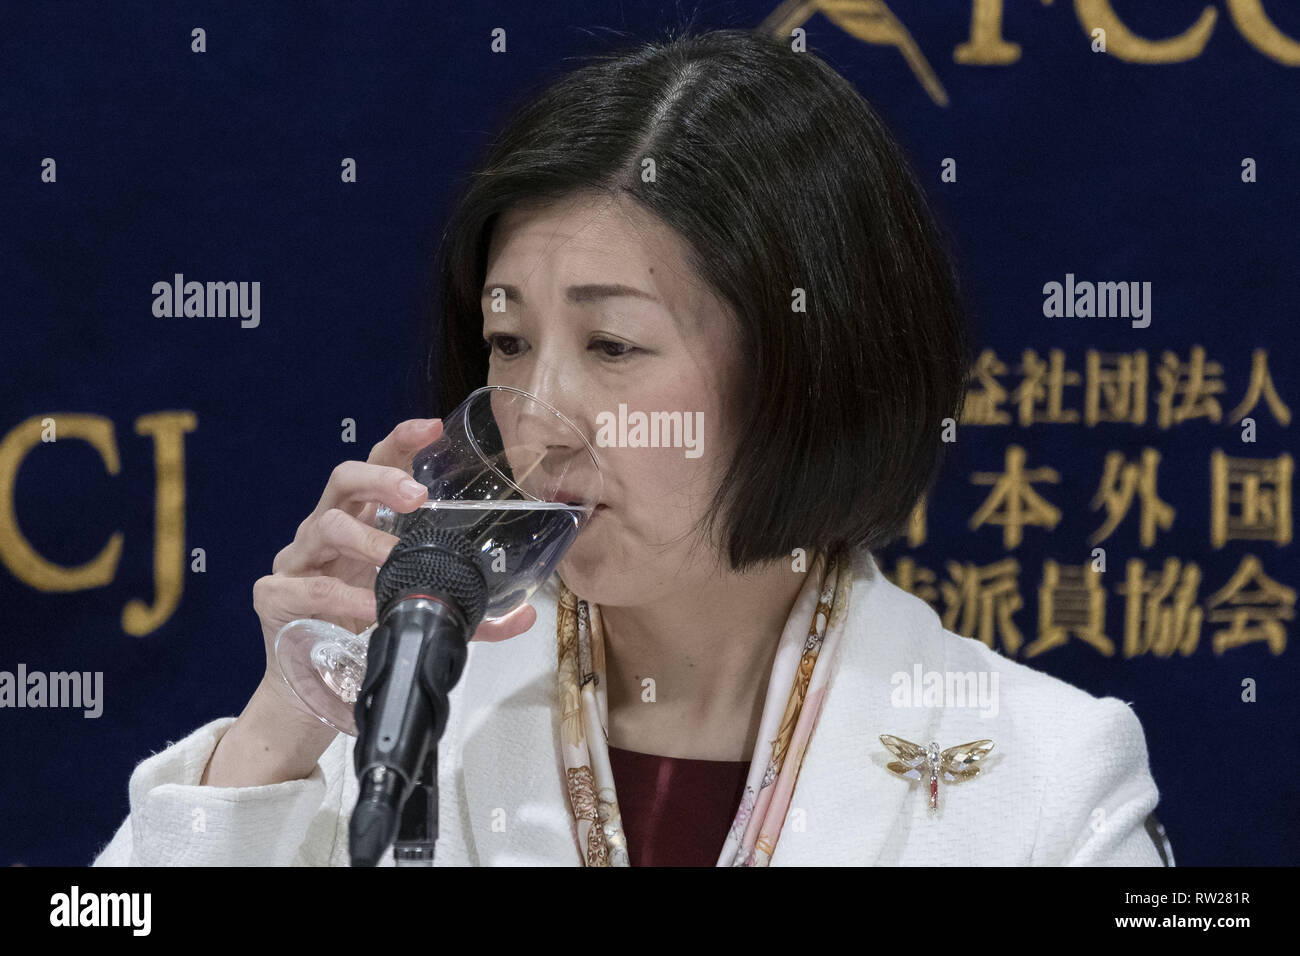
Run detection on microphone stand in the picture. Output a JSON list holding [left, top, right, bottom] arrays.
[[393, 748, 438, 866], [388, 598, 467, 866]]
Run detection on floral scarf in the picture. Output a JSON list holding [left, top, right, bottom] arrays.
[[556, 547, 853, 866]]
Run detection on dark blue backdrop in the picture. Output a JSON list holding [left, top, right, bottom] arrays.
[[2, 1, 1296, 865]]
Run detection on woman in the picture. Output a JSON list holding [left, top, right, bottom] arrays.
[[93, 28, 1164, 866]]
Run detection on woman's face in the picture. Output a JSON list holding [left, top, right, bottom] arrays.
[[481, 190, 741, 605]]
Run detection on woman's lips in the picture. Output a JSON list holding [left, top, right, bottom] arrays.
[[552, 488, 606, 511]]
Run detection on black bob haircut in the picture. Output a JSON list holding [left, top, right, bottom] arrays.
[[423, 27, 970, 572]]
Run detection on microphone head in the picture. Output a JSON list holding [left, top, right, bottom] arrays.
[[375, 510, 489, 630]]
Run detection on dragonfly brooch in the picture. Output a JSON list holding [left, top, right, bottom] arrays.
[[879, 735, 995, 810]]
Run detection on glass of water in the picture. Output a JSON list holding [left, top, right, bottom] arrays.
[[274, 385, 603, 734]]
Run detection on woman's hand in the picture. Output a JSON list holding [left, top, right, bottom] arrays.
[[204, 419, 539, 787], [254, 417, 540, 702]]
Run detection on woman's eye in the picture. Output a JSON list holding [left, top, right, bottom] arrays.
[[591, 339, 636, 359], [484, 334, 523, 357], [484, 334, 636, 361]]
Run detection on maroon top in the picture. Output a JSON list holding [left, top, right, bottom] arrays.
[[607, 744, 751, 867]]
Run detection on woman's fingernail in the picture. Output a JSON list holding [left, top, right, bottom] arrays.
[[401, 479, 427, 497]]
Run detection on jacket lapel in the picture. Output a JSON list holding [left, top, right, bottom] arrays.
[[769, 547, 947, 865], [458, 577, 581, 865], [459, 547, 948, 866]]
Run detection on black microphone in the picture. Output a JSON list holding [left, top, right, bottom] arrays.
[[348, 512, 488, 867]]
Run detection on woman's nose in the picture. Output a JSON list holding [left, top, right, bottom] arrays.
[[510, 395, 602, 505], [517, 365, 589, 448]]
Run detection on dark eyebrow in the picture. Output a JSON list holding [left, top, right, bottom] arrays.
[[481, 283, 660, 305]]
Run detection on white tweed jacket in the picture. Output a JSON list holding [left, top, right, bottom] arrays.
[[92, 547, 1166, 866]]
